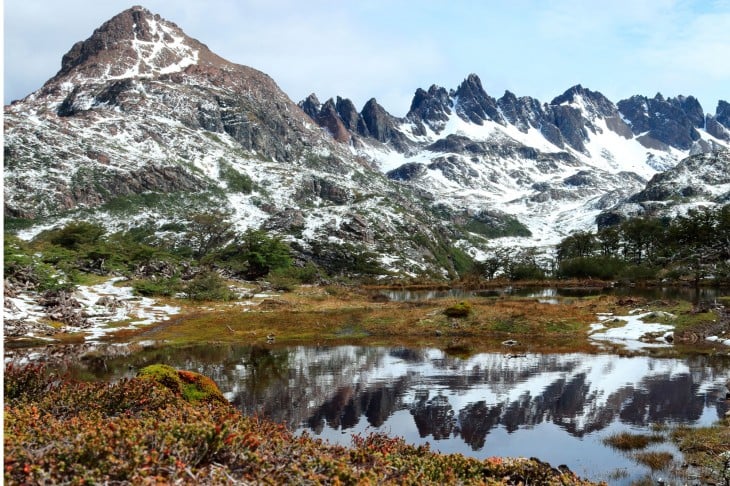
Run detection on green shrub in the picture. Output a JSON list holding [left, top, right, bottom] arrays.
[[267, 268, 300, 291], [47, 221, 105, 250], [292, 262, 321, 284], [268, 263, 322, 290], [558, 256, 626, 279], [507, 263, 546, 281], [217, 229, 292, 279], [618, 264, 660, 281], [183, 270, 235, 301], [132, 277, 181, 297], [218, 161, 253, 194], [4, 235, 73, 292], [137, 364, 226, 404]]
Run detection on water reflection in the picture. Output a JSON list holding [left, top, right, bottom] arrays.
[[260, 346, 727, 483], [13, 343, 730, 484], [378, 286, 728, 302]]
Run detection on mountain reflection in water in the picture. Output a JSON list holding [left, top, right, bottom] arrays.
[[216, 346, 728, 440], [205, 345, 728, 482]]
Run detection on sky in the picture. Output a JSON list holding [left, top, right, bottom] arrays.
[[3, 0, 730, 115]]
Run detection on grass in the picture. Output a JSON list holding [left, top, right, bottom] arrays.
[[72, 273, 112, 286], [131, 290, 611, 353], [643, 300, 719, 332], [603, 431, 664, 451], [671, 419, 730, 481], [633, 451, 674, 471]]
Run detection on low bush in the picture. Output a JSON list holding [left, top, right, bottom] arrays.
[[182, 270, 235, 301], [137, 364, 227, 404], [618, 264, 660, 282], [558, 256, 626, 280], [132, 277, 181, 297]]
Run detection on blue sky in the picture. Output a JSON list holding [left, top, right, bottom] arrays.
[[4, 0, 729, 115]]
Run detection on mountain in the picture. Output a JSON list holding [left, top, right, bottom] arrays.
[[4, 6, 729, 275], [596, 151, 730, 226], [304, 78, 729, 250], [3, 6, 465, 277]]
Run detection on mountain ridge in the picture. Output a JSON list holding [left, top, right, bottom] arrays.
[[4, 6, 729, 276]]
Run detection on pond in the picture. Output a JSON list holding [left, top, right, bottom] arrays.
[[376, 286, 729, 303], [19, 342, 730, 485]]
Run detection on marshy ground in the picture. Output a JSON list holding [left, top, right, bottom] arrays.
[[6, 280, 730, 485]]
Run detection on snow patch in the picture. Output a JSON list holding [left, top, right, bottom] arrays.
[[589, 311, 675, 351]]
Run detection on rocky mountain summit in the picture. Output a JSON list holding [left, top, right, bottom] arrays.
[[4, 6, 463, 277], [4, 6, 729, 275], [597, 150, 730, 226], [304, 74, 729, 249]]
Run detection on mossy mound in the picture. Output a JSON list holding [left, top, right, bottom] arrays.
[[444, 301, 472, 318], [138, 364, 227, 404]]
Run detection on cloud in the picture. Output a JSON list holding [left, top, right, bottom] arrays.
[[3, 0, 728, 113]]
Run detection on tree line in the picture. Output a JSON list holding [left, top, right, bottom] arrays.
[[470, 206, 730, 285], [554, 206, 729, 284]]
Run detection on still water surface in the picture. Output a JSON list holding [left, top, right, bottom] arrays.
[[55, 343, 730, 484], [377, 286, 728, 302]]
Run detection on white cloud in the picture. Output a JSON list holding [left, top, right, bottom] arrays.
[[3, 0, 728, 114]]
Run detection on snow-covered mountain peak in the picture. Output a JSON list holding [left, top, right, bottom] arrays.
[[45, 7, 211, 91]]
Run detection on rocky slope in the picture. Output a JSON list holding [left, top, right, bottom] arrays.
[[4, 6, 729, 273], [596, 150, 730, 225]]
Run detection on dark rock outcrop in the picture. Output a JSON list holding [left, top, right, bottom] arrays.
[[298, 93, 321, 120], [387, 162, 427, 181], [707, 100, 730, 141], [453, 74, 503, 125], [360, 98, 410, 151], [316, 99, 351, 143], [716, 100, 730, 128], [336, 96, 370, 136], [617, 94, 703, 150], [406, 85, 452, 135], [297, 176, 350, 205], [496, 91, 543, 133]]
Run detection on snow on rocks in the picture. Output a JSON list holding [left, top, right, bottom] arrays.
[[589, 309, 675, 351], [3, 277, 179, 343]]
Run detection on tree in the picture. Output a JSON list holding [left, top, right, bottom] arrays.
[[49, 222, 105, 250], [669, 207, 721, 287], [620, 218, 664, 264], [556, 231, 596, 261], [184, 211, 236, 260], [505, 249, 546, 281], [596, 226, 621, 257], [480, 248, 510, 280], [218, 229, 292, 280]]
